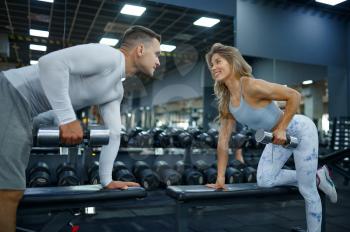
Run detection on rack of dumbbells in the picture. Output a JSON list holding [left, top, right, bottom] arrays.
[[328, 117, 350, 151], [28, 125, 110, 188], [27, 126, 263, 190], [319, 117, 350, 186]]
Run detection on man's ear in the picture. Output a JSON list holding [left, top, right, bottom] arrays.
[[136, 44, 144, 57]]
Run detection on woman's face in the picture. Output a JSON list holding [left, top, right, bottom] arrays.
[[210, 53, 232, 82]]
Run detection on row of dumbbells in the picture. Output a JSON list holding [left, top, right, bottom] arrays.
[[27, 159, 257, 190], [328, 118, 350, 150], [121, 127, 263, 149]]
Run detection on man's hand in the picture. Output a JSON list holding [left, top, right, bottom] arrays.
[[206, 176, 227, 190], [59, 120, 83, 145], [105, 181, 140, 190]]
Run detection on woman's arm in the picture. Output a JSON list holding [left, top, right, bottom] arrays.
[[207, 114, 235, 189], [245, 77, 301, 144]]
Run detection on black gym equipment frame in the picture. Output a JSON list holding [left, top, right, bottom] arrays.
[[319, 148, 350, 184], [18, 185, 146, 232], [166, 183, 327, 232]]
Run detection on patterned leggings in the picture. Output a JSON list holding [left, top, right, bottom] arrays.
[[257, 114, 321, 232]]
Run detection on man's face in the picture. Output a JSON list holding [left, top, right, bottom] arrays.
[[136, 38, 161, 77]]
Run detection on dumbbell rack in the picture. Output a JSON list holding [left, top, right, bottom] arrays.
[[29, 145, 251, 187], [329, 117, 350, 150], [28, 124, 264, 188]]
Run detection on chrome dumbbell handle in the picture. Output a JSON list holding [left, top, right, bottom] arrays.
[[254, 129, 298, 149], [36, 127, 110, 147]]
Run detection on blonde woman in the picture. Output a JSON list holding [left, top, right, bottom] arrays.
[[205, 43, 337, 232]]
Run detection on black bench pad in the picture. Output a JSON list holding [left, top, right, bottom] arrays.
[[20, 185, 146, 208], [166, 183, 300, 201]]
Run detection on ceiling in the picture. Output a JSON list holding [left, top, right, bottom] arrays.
[[0, 0, 234, 69], [0, 0, 349, 71]]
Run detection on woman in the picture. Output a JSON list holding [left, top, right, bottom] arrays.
[[205, 43, 337, 232]]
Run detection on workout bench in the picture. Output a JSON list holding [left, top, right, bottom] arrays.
[[166, 183, 327, 232], [18, 185, 146, 232]]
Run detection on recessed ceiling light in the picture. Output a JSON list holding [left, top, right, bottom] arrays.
[[193, 17, 220, 27], [99, 38, 119, 46], [302, 80, 313, 85], [30, 29, 49, 38], [120, 4, 146, 16], [37, 0, 54, 3], [315, 0, 346, 6], [30, 60, 38, 65], [160, 44, 176, 52], [29, 44, 47, 51]]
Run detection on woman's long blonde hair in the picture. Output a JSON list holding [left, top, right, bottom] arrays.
[[205, 43, 253, 121]]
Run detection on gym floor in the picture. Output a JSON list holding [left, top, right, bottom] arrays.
[[18, 173, 350, 232]]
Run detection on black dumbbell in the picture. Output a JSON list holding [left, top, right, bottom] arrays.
[[120, 130, 129, 148], [225, 166, 244, 184], [210, 163, 243, 184], [194, 160, 217, 184], [127, 127, 143, 147], [153, 161, 182, 186], [229, 159, 246, 171], [175, 160, 204, 185], [129, 127, 143, 137], [207, 128, 219, 148], [149, 128, 171, 148], [56, 163, 80, 186], [135, 131, 154, 148], [128, 128, 153, 148], [188, 128, 215, 148], [242, 166, 257, 183], [168, 128, 192, 148], [187, 128, 202, 148], [198, 133, 215, 148], [193, 160, 210, 172], [229, 159, 256, 183], [28, 162, 51, 187], [87, 161, 100, 184], [113, 161, 136, 182], [230, 132, 248, 149], [133, 161, 160, 190]]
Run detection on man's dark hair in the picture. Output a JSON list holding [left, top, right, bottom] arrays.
[[120, 25, 161, 49]]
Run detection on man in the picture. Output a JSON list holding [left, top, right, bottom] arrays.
[[0, 25, 161, 231]]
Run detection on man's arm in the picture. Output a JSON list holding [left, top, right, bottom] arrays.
[[98, 100, 139, 189], [38, 44, 120, 144], [38, 44, 119, 125]]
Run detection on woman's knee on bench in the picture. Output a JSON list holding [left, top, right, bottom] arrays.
[[257, 175, 276, 188]]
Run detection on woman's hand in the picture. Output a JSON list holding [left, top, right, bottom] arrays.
[[272, 128, 287, 145], [206, 176, 227, 190], [104, 181, 140, 190]]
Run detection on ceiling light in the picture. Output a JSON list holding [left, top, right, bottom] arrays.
[[193, 17, 220, 27], [37, 0, 54, 3], [302, 80, 313, 85], [99, 38, 119, 46], [120, 4, 146, 16], [30, 44, 47, 51], [160, 44, 176, 52], [30, 60, 38, 65], [30, 29, 49, 38], [315, 0, 346, 6]]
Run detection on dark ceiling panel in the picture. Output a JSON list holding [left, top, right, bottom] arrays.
[[0, 0, 349, 70]]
